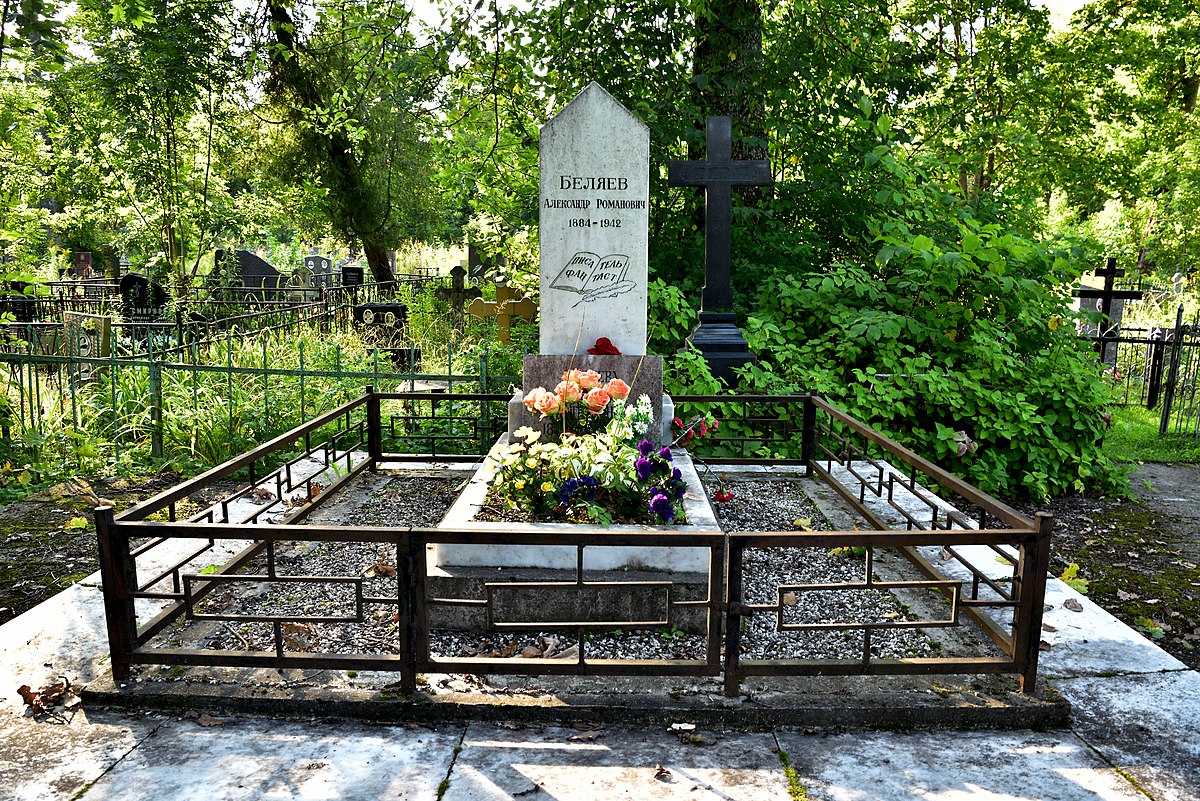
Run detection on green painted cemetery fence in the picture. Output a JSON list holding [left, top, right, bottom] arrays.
[[0, 328, 520, 471], [93, 389, 1050, 700]]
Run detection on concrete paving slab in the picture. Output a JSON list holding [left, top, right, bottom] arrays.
[[1056, 670, 1200, 801], [1038, 580, 1188, 678], [0, 583, 113, 692], [442, 724, 790, 800], [775, 729, 1146, 801], [77, 716, 464, 801], [0, 709, 161, 801]]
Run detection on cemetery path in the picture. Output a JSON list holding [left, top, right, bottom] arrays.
[[1014, 462, 1200, 669]]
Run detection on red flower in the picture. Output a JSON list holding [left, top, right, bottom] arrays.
[[714, 489, 735, 503], [587, 337, 621, 355]]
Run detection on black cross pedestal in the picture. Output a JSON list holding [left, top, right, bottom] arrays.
[[668, 116, 771, 384], [1072, 257, 1144, 362]]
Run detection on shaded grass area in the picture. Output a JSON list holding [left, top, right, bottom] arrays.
[[1104, 406, 1200, 465]]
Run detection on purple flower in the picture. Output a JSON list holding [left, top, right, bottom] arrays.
[[649, 492, 674, 522], [638, 439, 654, 457], [635, 458, 654, 481], [658, 447, 673, 461], [671, 467, 682, 482]]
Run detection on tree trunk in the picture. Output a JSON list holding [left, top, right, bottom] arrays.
[[363, 242, 394, 284], [691, 0, 767, 206]]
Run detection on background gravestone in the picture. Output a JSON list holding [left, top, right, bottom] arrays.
[[467, 244, 506, 283], [341, 263, 364, 286], [236, 250, 287, 297], [119, 273, 168, 323], [62, 311, 111, 382], [306, 255, 334, 288], [538, 82, 650, 357], [73, 251, 94, 279]]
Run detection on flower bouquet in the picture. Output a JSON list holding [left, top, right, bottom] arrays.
[[486, 398, 687, 525], [523, 368, 634, 438]]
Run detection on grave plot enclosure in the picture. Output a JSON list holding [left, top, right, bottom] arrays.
[[95, 390, 1051, 699]]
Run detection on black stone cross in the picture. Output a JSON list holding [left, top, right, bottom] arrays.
[[436, 262, 482, 330], [668, 116, 771, 382], [1072, 257, 1144, 361]]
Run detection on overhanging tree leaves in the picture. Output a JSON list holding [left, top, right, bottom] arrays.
[[260, 0, 444, 282]]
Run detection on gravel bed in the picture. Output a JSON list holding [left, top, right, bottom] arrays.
[[165, 471, 936, 663]]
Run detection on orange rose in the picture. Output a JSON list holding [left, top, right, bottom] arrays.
[[534, 390, 564, 416], [583, 387, 611, 414], [604, 378, 630, 401], [522, 387, 547, 413], [577, 369, 602, 390], [555, 380, 582, 403]]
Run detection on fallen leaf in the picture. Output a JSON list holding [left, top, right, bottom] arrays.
[[568, 729, 604, 741], [363, 561, 397, 578], [781, 592, 798, 606], [1042, 624, 1057, 632], [196, 714, 224, 727], [1116, 590, 1139, 602], [1039, 640, 1052, 651], [1064, 598, 1084, 613], [654, 765, 672, 781]]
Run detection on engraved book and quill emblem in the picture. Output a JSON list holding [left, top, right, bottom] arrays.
[[551, 251, 636, 305]]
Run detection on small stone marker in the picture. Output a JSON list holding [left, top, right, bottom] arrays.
[[539, 82, 649, 356], [436, 262, 482, 330], [668, 116, 772, 382], [467, 279, 536, 345], [119, 273, 168, 323]]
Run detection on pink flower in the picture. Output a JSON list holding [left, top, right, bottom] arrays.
[[605, 378, 630, 401], [583, 387, 611, 414], [555, 380, 583, 403], [527, 389, 563, 417]]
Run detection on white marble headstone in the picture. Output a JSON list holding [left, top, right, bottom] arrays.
[[539, 82, 650, 356]]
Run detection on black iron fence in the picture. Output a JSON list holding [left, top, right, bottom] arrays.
[[1087, 305, 1200, 436], [94, 391, 1050, 700]]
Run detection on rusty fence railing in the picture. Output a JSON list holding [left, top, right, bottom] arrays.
[[95, 390, 1051, 697]]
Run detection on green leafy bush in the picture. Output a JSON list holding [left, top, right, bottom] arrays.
[[733, 146, 1128, 500]]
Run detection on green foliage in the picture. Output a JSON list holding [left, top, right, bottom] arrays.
[[737, 144, 1129, 499], [1060, 563, 1089, 595]]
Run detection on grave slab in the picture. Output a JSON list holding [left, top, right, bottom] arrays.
[[1055, 670, 1200, 801], [775, 729, 1147, 801], [435, 444, 717, 571], [442, 723, 789, 801]]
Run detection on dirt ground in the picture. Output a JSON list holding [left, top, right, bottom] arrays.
[[2, 464, 1198, 671]]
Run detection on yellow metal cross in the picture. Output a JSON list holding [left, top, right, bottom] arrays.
[[466, 280, 537, 345]]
